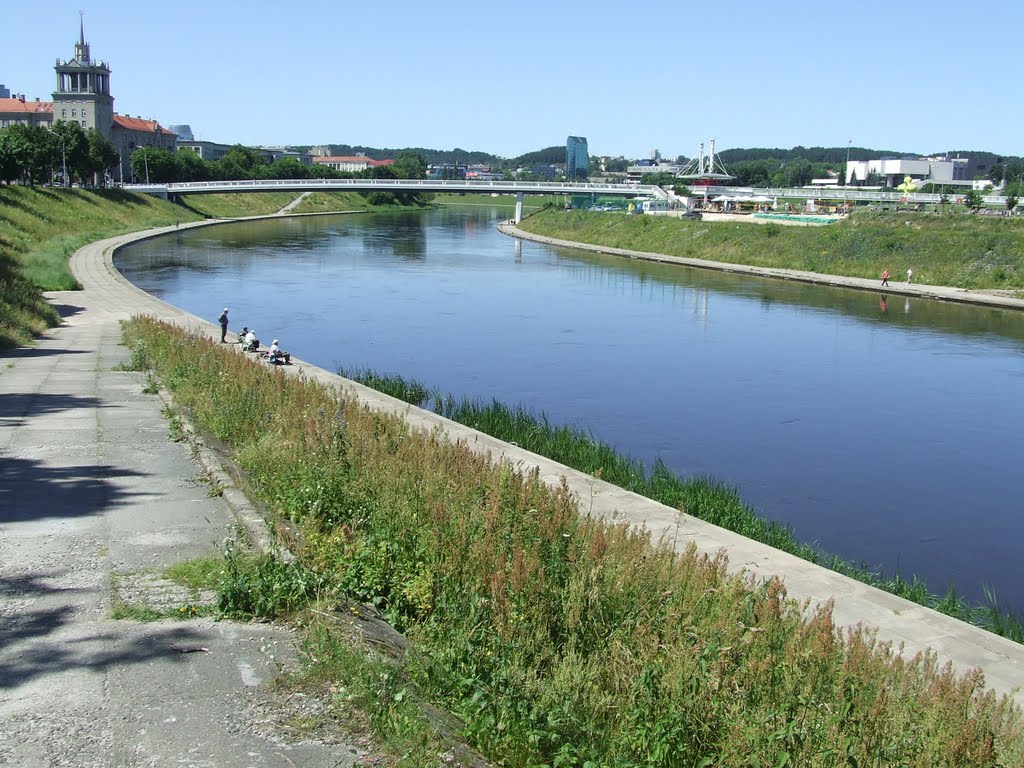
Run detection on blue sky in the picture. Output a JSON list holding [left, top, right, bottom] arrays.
[[3, 0, 1021, 159]]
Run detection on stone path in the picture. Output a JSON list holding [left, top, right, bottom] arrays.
[[0, 223, 358, 767]]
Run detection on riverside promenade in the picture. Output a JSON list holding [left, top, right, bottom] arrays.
[[2, 220, 1022, 767], [0, 222, 356, 767], [498, 221, 1024, 311]]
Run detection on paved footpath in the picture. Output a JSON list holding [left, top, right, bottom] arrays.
[[0, 223, 355, 767]]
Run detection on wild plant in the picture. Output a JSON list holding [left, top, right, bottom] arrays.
[[121, 317, 1024, 767]]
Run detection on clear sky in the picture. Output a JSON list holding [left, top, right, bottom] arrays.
[[3, 0, 1021, 160]]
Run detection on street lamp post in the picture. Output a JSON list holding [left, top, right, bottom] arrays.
[[140, 147, 150, 184]]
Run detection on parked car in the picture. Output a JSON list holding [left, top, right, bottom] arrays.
[[682, 209, 703, 220]]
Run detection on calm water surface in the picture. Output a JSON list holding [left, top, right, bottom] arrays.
[[116, 208, 1024, 607]]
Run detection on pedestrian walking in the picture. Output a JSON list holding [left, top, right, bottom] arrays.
[[218, 308, 229, 342], [906, 268, 913, 285], [881, 269, 890, 287]]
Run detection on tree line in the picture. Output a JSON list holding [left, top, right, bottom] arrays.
[[0, 122, 434, 200], [0, 121, 118, 186]]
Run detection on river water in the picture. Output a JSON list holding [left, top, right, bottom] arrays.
[[116, 207, 1024, 607]]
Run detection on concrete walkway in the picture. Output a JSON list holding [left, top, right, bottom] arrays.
[[0, 223, 356, 766], [498, 222, 1024, 311]]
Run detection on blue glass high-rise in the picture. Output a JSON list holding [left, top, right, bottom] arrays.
[[566, 136, 588, 180]]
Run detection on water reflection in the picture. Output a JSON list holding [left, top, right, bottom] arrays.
[[115, 207, 1024, 608]]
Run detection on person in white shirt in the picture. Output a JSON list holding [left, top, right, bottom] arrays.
[[244, 329, 258, 351], [267, 339, 290, 365]]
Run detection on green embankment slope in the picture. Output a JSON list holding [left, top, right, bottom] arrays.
[[519, 208, 1024, 290], [0, 186, 202, 348]]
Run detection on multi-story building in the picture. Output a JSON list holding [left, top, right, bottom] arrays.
[[566, 135, 588, 180], [0, 21, 176, 182], [313, 155, 392, 173], [845, 156, 971, 188]]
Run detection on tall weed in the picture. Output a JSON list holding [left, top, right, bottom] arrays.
[[123, 317, 1024, 767]]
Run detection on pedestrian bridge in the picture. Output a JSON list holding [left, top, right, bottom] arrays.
[[124, 178, 666, 222], [127, 178, 663, 199], [122, 177, 1015, 214]]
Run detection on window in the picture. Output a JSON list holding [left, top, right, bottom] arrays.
[[71, 109, 77, 117], [62, 109, 67, 117]]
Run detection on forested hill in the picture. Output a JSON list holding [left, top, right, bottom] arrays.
[[717, 146, 1016, 164], [717, 146, 907, 164], [291, 144, 569, 167]]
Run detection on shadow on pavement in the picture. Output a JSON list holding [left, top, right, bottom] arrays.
[[0, 571, 210, 689], [0, 346, 91, 361], [0, 393, 104, 427], [0, 455, 148, 523], [51, 303, 85, 320]]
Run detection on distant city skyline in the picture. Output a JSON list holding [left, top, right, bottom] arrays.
[[3, 0, 1022, 159]]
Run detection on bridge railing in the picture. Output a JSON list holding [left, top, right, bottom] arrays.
[[146, 178, 660, 196]]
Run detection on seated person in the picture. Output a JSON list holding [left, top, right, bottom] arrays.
[[243, 329, 259, 352], [266, 338, 290, 365], [237, 326, 249, 345]]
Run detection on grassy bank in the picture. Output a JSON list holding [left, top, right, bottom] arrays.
[[338, 368, 1024, 641], [433, 192, 561, 209], [518, 207, 1024, 290], [123, 317, 1024, 767], [0, 186, 201, 348], [290, 190, 434, 215], [176, 191, 298, 218]]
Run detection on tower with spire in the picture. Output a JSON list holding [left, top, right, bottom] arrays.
[[52, 13, 114, 139]]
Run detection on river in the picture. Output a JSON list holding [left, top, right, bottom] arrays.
[[115, 206, 1024, 608]]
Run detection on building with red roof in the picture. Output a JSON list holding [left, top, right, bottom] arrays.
[[0, 19, 177, 182]]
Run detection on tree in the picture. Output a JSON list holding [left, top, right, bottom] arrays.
[[0, 124, 56, 185], [131, 147, 177, 183], [0, 127, 31, 183], [85, 129, 118, 185], [640, 171, 677, 187], [218, 145, 269, 180], [175, 149, 215, 182], [364, 163, 398, 180], [265, 157, 308, 179], [1006, 195, 1018, 213], [50, 121, 89, 184], [390, 150, 427, 179], [964, 189, 984, 211]]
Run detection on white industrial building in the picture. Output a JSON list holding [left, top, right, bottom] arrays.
[[846, 156, 970, 187]]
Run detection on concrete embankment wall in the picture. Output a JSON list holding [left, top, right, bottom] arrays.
[[74, 220, 1024, 706]]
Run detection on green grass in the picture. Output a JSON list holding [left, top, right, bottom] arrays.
[[0, 186, 202, 348], [288, 190, 437, 215], [164, 555, 224, 592], [432, 192, 561, 209], [177, 191, 298, 218], [121, 316, 1024, 767], [518, 207, 1024, 290]]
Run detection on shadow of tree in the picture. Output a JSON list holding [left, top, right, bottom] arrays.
[[0, 455, 149, 522], [0, 346, 91, 362], [0, 392, 101, 427], [0, 570, 211, 689], [50, 303, 85, 320]]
